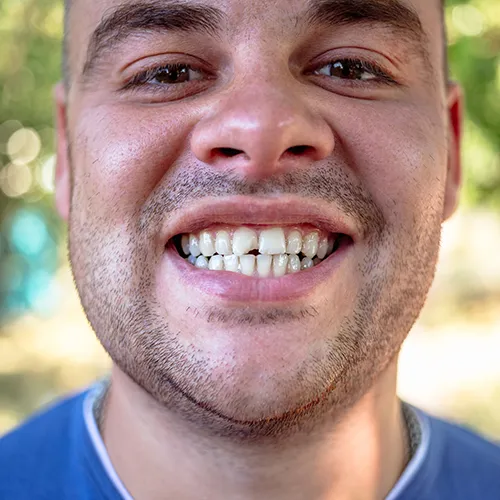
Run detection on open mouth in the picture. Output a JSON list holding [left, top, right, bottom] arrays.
[[171, 225, 350, 278]]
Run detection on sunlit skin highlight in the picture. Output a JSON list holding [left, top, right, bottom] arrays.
[[55, 0, 462, 498]]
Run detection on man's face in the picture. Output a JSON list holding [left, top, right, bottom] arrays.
[[56, 0, 461, 435]]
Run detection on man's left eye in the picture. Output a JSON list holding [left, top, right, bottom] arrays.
[[147, 64, 205, 85], [313, 58, 393, 83]]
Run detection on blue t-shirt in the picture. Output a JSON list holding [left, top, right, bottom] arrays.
[[1, 384, 500, 499]]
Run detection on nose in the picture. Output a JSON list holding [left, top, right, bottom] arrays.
[[190, 84, 335, 180]]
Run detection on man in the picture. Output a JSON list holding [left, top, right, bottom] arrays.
[[1, 0, 500, 498]]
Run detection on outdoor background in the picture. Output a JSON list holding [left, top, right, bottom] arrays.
[[0, 0, 499, 436]]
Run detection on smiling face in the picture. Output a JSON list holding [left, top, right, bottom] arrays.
[[56, 0, 461, 436]]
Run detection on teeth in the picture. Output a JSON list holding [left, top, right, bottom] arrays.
[[286, 230, 302, 255], [189, 234, 201, 257], [181, 234, 190, 255], [317, 237, 329, 260], [208, 255, 224, 270], [257, 255, 272, 277], [232, 228, 258, 256], [273, 254, 288, 278], [287, 254, 301, 274], [199, 231, 215, 257], [259, 228, 286, 255], [301, 257, 314, 270], [182, 226, 340, 274], [215, 231, 231, 256], [302, 232, 319, 259], [240, 255, 256, 276], [195, 255, 209, 269], [224, 255, 239, 273]]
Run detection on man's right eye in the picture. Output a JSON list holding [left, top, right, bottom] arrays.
[[124, 63, 207, 88]]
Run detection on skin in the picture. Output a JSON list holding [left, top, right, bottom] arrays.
[[55, 0, 462, 498]]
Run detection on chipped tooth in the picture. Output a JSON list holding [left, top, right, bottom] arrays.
[[208, 255, 224, 271], [259, 228, 286, 255], [199, 231, 215, 257], [302, 232, 319, 259], [287, 254, 301, 274], [301, 257, 314, 270], [224, 255, 239, 273], [189, 234, 201, 257], [187, 255, 197, 265], [215, 230, 231, 256], [240, 255, 256, 276], [195, 255, 209, 269], [273, 254, 288, 278], [317, 237, 329, 259], [232, 228, 258, 256], [257, 255, 272, 278], [286, 230, 302, 255], [181, 234, 190, 255]]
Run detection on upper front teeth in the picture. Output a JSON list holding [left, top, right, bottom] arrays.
[[233, 228, 259, 256], [178, 226, 338, 277], [258, 228, 286, 255]]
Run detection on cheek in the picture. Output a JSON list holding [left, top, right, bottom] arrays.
[[332, 100, 448, 218], [70, 104, 193, 220]]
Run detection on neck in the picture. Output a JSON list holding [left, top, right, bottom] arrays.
[[101, 360, 407, 500]]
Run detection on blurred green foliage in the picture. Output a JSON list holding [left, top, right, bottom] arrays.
[[0, 0, 499, 322]]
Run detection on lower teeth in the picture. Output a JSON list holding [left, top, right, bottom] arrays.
[[185, 252, 328, 277]]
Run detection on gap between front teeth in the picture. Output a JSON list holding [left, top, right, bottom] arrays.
[[180, 227, 336, 277]]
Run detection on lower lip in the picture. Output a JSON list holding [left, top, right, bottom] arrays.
[[161, 237, 353, 303]]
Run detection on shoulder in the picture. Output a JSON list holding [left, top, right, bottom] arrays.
[[0, 390, 87, 455], [419, 408, 500, 498], [0, 390, 90, 499]]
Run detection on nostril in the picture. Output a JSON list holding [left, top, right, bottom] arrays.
[[217, 147, 244, 158], [287, 145, 312, 156]]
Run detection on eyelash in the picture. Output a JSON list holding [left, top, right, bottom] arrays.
[[121, 57, 397, 93]]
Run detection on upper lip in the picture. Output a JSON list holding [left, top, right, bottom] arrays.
[[161, 196, 359, 245]]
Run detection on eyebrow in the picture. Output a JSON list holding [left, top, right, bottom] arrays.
[[81, 0, 430, 81], [82, 1, 226, 77], [304, 0, 430, 63]]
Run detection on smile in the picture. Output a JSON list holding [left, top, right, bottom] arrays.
[[160, 197, 356, 302], [173, 225, 347, 277]]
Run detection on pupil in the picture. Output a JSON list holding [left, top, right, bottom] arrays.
[[331, 61, 363, 79], [157, 66, 189, 84]]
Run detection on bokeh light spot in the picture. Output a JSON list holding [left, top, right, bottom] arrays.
[[452, 5, 485, 37], [0, 163, 33, 198], [9, 210, 49, 256], [25, 269, 60, 316], [7, 127, 42, 165], [37, 155, 56, 193], [0, 120, 22, 154]]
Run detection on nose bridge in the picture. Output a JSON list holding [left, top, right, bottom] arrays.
[[190, 76, 335, 179]]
